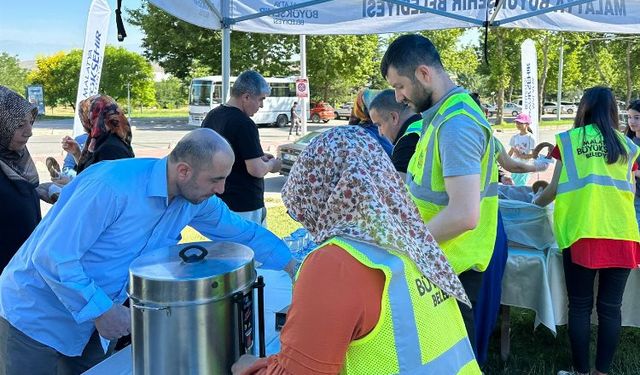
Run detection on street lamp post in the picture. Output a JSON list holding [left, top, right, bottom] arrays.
[[126, 82, 132, 120]]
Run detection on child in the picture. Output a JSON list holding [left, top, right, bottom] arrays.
[[508, 113, 536, 185]]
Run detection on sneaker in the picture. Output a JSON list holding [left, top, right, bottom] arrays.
[[557, 371, 589, 375], [45, 157, 61, 179]]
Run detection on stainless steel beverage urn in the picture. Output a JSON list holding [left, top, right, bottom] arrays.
[[128, 241, 265, 375]]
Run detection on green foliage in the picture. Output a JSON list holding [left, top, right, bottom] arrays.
[[307, 34, 379, 104], [0, 53, 28, 95], [27, 51, 78, 107], [128, 2, 297, 80], [101, 45, 156, 106], [420, 30, 480, 86], [155, 77, 187, 109], [27, 46, 155, 108]]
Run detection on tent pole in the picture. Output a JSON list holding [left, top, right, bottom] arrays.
[[221, 0, 231, 104], [300, 34, 307, 136]]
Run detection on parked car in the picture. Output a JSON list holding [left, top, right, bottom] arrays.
[[277, 131, 324, 175], [560, 101, 577, 114], [309, 101, 335, 123], [334, 102, 353, 120], [503, 102, 522, 117], [543, 101, 576, 115]]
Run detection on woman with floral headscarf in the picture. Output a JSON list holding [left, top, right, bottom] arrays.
[[61, 95, 134, 174], [233, 126, 480, 375], [348, 88, 394, 156], [0, 86, 41, 271]]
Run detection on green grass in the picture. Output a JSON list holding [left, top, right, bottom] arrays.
[[484, 308, 640, 374], [38, 106, 188, 120], [180, 199, 640, 374], [180, 196, 300, 243]]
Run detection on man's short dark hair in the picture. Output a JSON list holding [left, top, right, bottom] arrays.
[[369, 89, 409, 120], [380, 34, 444, 79]]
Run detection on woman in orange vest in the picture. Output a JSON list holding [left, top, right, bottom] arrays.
[[232, 126, 477, 375]]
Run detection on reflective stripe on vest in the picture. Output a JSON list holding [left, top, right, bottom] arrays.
[[407, 99, 497, 206], [557, 130, 636, 194], [404, 119, 423, 136], [336, 237, 478, 374]]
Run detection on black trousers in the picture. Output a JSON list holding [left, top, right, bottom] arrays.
[[563, 249, 631, 374], [456, 269, 484, 357]]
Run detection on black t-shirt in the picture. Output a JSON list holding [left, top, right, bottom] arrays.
[[391, 114, 422, 173], [0, 170, 41, 272], [201, 105, 265, 212]]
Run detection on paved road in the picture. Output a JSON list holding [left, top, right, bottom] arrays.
[[31, 115, 569, 215]]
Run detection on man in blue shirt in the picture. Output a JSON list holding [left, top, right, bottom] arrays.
[[0, 128, 295, 374]]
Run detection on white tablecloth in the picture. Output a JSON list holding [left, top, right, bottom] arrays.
[[83, 269, 293, 375], [501, 246, 640, 336]]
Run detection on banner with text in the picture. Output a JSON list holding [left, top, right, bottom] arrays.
[[521, 39, 539, 143], [73, 0, 111, 136], [151, 0, 640, 35]]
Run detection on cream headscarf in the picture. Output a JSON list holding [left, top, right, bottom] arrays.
[[282, 126, 469, 305]]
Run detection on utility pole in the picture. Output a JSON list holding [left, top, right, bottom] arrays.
[[556, 36, 564, 122]]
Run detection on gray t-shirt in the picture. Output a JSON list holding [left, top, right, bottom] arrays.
[[421, 87, 487, 177]]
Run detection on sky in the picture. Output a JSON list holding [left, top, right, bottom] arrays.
[[0, 0, 146, 61], [0, 0, 480, 63]]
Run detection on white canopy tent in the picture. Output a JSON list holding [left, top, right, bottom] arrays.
[[148, 0, 640, 127]]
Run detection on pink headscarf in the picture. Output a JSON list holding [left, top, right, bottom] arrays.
[[282, 126, 469, 305]]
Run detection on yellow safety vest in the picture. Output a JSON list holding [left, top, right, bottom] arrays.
[[406, 93, 498, 274], [296, 237, 480, 375], [554, 124, 640, 249]]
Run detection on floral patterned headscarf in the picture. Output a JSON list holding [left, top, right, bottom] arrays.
[[77, 95, 132, 167], [349, 88, 382, 125], [282, 126, 469, 305]]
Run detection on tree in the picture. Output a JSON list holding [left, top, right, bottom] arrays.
[[128, 2, 297, 80], [101, 46, 155, 106], [0, 53, 28, 95], [155, 77, 187, 109], [27, 47, 156, 108], [27, 52, 76, 107], [306, 35, 379, 104], [419, 29, 480, 90]]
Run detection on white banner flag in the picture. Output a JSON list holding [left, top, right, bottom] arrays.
[[521, 39, 539, 143], [73, 0, 111, 136]]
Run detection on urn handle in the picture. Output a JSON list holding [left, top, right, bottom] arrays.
[[179, 245, 209, 263]]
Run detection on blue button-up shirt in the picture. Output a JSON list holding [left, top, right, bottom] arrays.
[[0, 157, 292, 356]]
